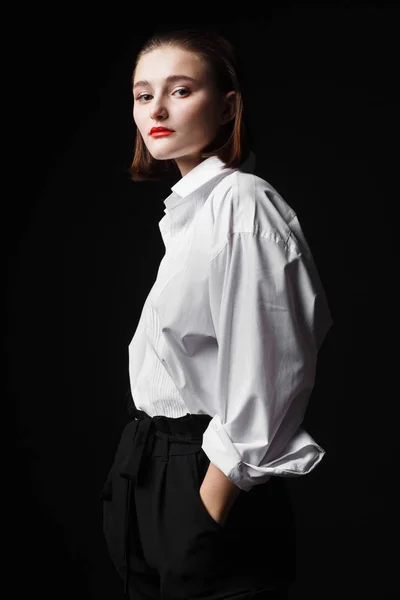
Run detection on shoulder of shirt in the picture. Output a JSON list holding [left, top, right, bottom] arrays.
[[209, 169, 301, 258]]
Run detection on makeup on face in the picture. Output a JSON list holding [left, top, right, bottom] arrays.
[[149, 126, 175, 138]]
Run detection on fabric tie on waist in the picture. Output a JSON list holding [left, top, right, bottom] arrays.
[[119, 414, 155, 485], [117, 406, 204, 596]]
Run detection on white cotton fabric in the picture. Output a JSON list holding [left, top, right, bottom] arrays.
[[128, 152, 333, 491]]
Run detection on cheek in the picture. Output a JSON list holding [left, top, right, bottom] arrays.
[[133, 106, 143, 130], [181, 102, 217, 132]]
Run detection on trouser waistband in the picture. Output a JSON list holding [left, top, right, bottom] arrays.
[[122, 399, 212, 483]]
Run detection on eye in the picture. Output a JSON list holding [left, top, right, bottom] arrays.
[[136, 93, 152, 102], [173, 87, 190, 97]]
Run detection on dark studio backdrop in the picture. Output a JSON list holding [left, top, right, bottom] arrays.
[[11, 3, 397, 599]]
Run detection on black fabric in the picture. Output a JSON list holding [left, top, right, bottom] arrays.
[[100, 395, 296, 599]]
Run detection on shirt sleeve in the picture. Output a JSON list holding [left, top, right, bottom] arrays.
[[201, 230, 333, 492]]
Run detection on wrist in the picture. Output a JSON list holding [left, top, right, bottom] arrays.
[[200, 462, 241, 517]]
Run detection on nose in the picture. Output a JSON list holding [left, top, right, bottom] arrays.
[[149, 97, 168, 122]]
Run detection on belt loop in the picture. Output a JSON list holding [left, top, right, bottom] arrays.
[[155, 430, 170, 463], [162, 432, 169, 463]]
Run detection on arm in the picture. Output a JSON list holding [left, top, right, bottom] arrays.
[[200, 230, 332, 496], [200, 462, 241, 526]]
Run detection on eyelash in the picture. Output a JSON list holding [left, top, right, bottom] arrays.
[[136, 87, 190, 102]]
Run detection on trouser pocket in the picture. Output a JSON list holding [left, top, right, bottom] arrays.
[[190, 448, 225, 531]]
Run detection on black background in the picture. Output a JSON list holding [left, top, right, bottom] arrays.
[[11, 3, 397, 598]]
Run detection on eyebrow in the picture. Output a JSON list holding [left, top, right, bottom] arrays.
[[133, 74, 198, 89]]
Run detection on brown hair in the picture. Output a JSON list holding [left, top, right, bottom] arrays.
[[128, 28, 252, 182]]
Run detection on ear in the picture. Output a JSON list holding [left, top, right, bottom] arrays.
[[220, 91, 236, 125]]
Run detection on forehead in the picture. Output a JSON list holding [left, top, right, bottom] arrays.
[[134, 46, 209, 83]]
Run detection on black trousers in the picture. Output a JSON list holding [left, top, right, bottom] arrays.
[[100, 396, 296, 599]]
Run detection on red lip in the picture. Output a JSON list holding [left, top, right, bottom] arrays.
[[149, 126, 174, 134]]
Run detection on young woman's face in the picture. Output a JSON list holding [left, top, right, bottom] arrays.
[[133, 46, 235, 177]]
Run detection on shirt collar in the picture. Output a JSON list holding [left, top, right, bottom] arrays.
[[163, 151, 256, 211]]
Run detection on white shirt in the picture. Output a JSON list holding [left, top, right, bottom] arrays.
[[128, 151, 333, 492]]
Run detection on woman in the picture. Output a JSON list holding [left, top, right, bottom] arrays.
[[100, 28, 333, 600]]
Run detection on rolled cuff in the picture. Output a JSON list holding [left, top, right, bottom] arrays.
[[201, 414, 326, 492]]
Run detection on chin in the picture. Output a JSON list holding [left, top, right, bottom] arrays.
[[147, 147, 177, 161], [149, 153, 174, 162]]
